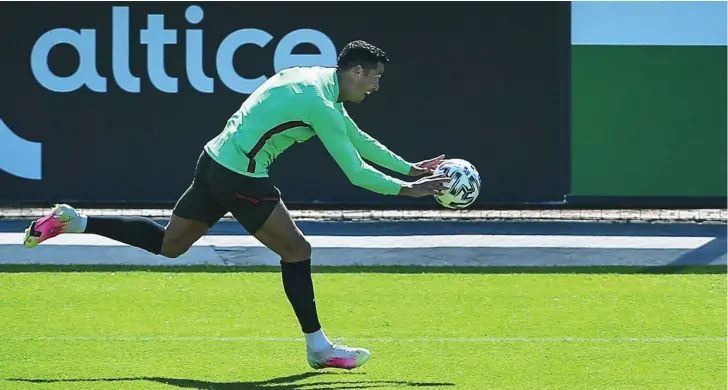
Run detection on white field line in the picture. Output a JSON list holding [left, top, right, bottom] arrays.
[[3, 336, 726, 343], [0, 233, 715, 249]]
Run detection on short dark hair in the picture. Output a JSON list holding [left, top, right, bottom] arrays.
[[337, 40, 389, 71]]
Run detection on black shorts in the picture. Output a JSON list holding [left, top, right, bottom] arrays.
[[172, 149, 281, 234]]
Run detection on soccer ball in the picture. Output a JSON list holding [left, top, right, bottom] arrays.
[[433, 158, 481, 209]]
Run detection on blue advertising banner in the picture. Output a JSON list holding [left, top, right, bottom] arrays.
[[0, 2, 570, 208]]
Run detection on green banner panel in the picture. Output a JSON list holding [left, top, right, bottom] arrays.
[[571, 45, 727, 197]]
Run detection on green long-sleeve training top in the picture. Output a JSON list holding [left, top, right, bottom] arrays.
[[204, 66, 413, 196]]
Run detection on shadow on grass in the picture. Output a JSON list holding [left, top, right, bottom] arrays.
[[0, 264, 724, 275], [5, 372, 455, 389]]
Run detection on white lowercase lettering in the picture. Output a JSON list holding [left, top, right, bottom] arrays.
[[30, 5, 338, 94]]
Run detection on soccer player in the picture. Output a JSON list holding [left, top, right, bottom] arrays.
[[22, 40, 450, 370]]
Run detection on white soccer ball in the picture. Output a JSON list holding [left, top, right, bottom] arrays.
[[433, 158, 481, 209]]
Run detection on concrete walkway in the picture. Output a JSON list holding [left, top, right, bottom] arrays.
[[0, 220, 724, 267]]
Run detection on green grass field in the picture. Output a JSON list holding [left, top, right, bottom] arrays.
[[1, 265, 726, 389]]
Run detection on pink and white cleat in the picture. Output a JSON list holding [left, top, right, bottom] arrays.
[[23, 204, 81, 248], [307, 340, 371, 370]]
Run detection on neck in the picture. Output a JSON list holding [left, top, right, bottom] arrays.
[[335, 69, 350, 102]]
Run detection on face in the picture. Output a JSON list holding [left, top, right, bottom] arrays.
[[348, 62, 384, 103]]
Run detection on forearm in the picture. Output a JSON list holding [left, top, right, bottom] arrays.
[[310, 101, 412, 195], [344, 114, 413, 175], [345, 163, 407, 195], [355, 138, 414, 176], [396, 182, 415, 197]]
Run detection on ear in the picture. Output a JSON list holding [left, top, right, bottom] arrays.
[[353, 65, 364, 79]]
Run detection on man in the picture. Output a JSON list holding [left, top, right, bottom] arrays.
[[22, 40, 450, 370]]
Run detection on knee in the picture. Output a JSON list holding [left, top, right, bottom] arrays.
[[160, 232, 193, 258], [280, 238, 312, 263]]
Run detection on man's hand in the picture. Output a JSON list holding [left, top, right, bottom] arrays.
[[399, 174, 452, 197], [409, 154, 446, 176]]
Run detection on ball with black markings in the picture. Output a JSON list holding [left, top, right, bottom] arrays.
[[432, 159, 481, 209]]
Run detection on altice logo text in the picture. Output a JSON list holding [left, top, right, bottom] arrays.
[[30, 5, 338, 94]]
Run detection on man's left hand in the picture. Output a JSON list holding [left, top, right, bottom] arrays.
[[409, 154, 446, 176]]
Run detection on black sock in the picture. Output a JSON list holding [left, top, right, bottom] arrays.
[[281, 259, 321, 334], [85, 216, 165, 255]]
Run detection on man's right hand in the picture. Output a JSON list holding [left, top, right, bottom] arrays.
[[399, 174, 452, 197]]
